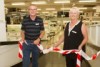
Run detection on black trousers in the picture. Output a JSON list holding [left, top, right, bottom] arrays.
[[65, 53, 77, 67]]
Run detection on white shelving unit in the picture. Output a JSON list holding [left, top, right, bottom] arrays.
[[7, 24, 21, 41]]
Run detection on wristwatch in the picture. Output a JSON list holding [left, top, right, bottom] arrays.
[[38, 37, 41, 40]]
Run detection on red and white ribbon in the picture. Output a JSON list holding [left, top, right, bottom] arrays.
[[18, 41, 100, 67], [80, 50, 100, 60], [52, 47, 100, 67], [18, 41, 44, 59], [18, 41, 23, 58], [52, 47, 82, 67], [76, 52, 81, 67]]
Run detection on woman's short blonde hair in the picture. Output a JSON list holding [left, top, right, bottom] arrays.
[[69, 7, 80, 14], [28, 4, 37, 10]]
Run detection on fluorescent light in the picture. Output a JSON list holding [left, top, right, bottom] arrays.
[[42, 12, 49, 13], [21, 9, 27, 11], [46, 8, 55, 10], [79, 0, 96, 2], [93, 7, 96, 9], [54, 1, 70, 3], [79, 7, 87, 9], [52, 11, 57, 13], [61, 7, 87, 10], [37, 9, 41, 11], [61, 8, 70, 10], [12, 14, 17, 15], [31, 1, 46, 4], [93, 6, 100, 12], [11, 2, 25, 5], [93, 6, 100, 9], [80, 11, 83, 12]]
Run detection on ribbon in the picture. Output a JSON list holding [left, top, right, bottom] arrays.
[[18, 41, 100, 67], [18, 41, 44, 59], [18, 41, 23, 58]]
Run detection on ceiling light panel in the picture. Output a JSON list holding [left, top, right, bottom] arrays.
[[37, 9, 41, 11], [46, 8, 55, 10], [79, 0, 96, 2], [61, 8, 70, 10], [79, 7, 87, 9], [11, 2, 25, 5], [31, 1, 46, 4], [42, 12, 49, 13], [54, 0, 70, 4]]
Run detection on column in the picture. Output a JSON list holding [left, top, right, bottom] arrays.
[[0, 0, 7, 41]]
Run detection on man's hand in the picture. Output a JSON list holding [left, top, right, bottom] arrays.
[[19, 39, 25, 42], [33, 38, 40, 45]]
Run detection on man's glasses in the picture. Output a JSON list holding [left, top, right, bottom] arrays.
[[28, 9, 37, 11]]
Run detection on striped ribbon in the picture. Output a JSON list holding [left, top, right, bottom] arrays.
[[18, 41, 100, 67], [53, 48, 81, 67], [18, 41, 44, 58], [52, 47, 100, 67], [18, 41, 23, 58]]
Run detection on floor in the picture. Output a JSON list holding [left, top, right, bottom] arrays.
[[38, 52, 91, 67]]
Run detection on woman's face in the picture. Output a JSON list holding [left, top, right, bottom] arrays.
[[69, 10, 79, 20], [28, 5, 37, 16]]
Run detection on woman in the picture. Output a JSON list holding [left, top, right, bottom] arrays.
[[54, 7, 88, 67]]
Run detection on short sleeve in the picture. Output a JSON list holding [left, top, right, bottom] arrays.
[[21, 20, 25, 31], [40, 18, 44, 31]]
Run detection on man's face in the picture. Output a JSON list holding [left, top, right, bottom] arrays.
[[28, 5, 37, 16]]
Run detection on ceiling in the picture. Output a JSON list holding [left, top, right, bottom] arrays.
[[4, 0, 100, 13]]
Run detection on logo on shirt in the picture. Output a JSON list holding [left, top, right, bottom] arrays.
[[35, 23, 39, 25]]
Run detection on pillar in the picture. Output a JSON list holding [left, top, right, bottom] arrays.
[[0, 0, 7, 41]]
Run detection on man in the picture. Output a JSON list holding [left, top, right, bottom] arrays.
[[54, 7, 88, 67], [20, 4, 45, 67]]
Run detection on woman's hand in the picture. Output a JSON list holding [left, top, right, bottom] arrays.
[[78, 45, 82, 51]]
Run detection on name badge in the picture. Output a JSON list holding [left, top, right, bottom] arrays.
[[35, 23, 39, 25], [72, 31, 77, 34]]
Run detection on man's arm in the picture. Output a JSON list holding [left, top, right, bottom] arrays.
[[39, 30, 45, 39], [20, 30, 25, 41], [33, 30, 45, 45], [78, 23, 88, 50]]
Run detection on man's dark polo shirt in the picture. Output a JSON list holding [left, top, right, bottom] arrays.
[[21, 16, 44, 40]]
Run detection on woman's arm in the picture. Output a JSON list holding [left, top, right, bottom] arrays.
[[54, 34, 64, 47], [78, 23, 88, 50]]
